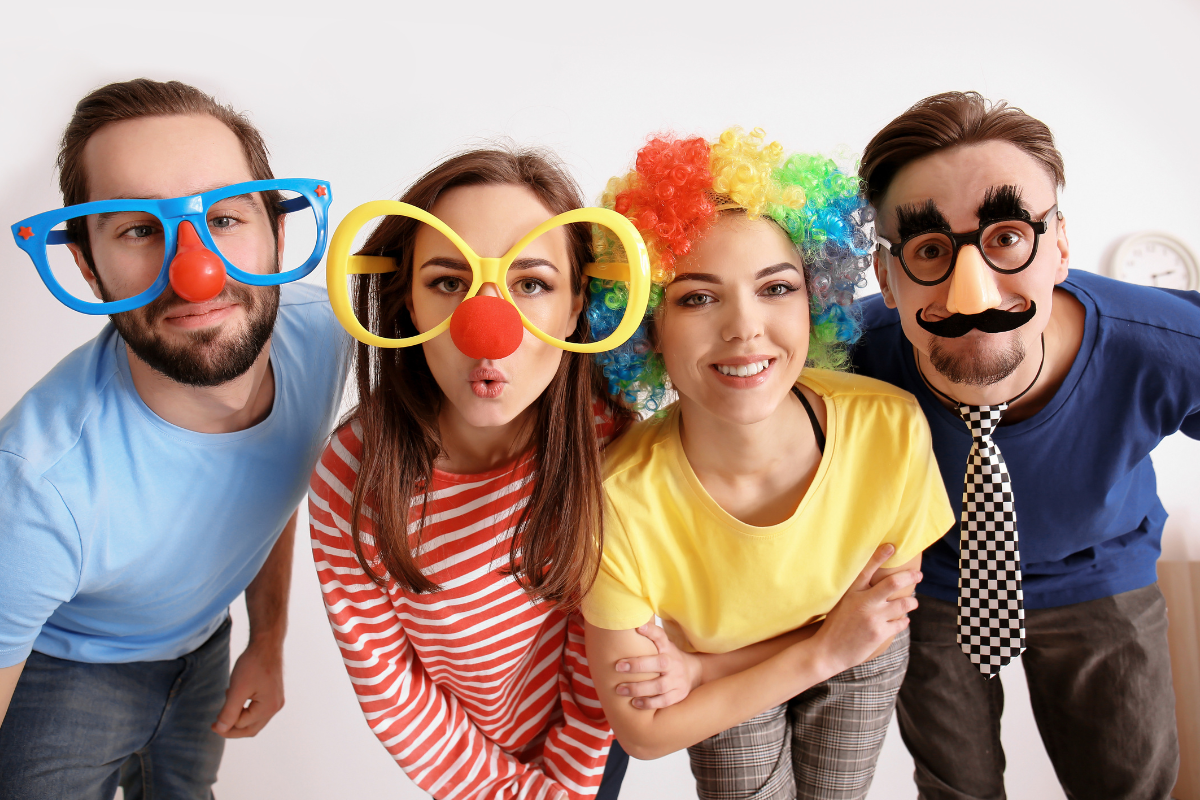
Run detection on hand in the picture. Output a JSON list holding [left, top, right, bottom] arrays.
[[212, 639, 285, 738], [812, 544, 921, 676], [613, 621, 703, 710]]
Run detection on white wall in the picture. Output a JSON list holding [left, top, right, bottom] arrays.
[[4, 1, 1198, 797]]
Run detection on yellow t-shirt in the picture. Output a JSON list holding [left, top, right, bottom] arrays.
[[582, 369, 955, 654]]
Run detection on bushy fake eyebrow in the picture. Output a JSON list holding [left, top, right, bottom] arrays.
[[976, 185, 1031, 224], [895, 200, 950, 239]]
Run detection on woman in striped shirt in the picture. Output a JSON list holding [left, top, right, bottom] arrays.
[[309, 148, 648, 799]]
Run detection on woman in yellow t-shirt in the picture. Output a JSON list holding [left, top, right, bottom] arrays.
[[581, 129, 954, 799]]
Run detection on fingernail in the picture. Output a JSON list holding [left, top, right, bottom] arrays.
[[632, 699, 644, 709], [616, 661, 629, 673], [616, 685, 629, 696], [214, 723, 228, 733]]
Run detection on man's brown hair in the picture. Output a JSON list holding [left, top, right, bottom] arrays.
[[859, 91, 1065, 208], [57, 78, 279, 266]]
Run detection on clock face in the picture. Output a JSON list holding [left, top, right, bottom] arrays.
[[1111, 233, 1199, 291]]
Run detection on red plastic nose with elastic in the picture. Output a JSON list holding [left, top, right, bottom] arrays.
[[169, 222, 226, 303], [449, 295, 524, 360]]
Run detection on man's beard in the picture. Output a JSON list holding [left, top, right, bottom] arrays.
[[103, 281, 280, 388], [927, 332, 1026, 387]]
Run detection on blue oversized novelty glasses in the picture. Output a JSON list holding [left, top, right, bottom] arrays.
[[11, 178, 331, 314]]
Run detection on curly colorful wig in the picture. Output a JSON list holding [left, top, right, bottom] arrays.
[[588, 127, 874, 412]]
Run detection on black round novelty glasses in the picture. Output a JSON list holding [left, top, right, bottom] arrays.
[[876, 204, 1060, 287]]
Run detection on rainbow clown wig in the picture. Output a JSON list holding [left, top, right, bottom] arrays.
[[588, 127, 874, 412]]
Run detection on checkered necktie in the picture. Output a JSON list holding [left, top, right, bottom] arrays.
[[956, 403, 1025, 677]]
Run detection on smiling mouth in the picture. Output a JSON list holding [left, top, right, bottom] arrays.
[[714, 359, 773, 378]]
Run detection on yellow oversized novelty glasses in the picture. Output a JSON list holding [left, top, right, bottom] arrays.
[[326, 201, 650, 354]]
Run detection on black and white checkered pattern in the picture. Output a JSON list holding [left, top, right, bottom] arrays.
[[956, 403, 1025, 677]]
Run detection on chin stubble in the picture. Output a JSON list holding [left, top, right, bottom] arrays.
[[927, 334, 1026, 387], [107, 283, 280, 388]]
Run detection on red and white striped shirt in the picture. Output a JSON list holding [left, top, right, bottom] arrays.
[[309, 416, 615, 800]]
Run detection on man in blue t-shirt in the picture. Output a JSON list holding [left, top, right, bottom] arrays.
[[0, 79, 348, 799], [853, 92, 1197, 798]]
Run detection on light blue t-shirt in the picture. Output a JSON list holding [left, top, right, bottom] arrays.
[[0, 282, 350, 665]]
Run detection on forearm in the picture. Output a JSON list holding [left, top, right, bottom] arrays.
[[0, 661, 26, 728], [590, 624, 842, 760], [697, 622, 820, 684], [244, 510, 296, 648]]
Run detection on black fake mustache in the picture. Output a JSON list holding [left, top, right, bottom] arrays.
[[915, 301, 1037, 339]]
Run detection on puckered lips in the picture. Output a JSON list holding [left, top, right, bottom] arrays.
[[710, 354, 775, 388], [161, 300, 238, 330], [469, 365, 508, 399]]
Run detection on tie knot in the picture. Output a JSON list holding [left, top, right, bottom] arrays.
[[957, 403, 1007, 439]]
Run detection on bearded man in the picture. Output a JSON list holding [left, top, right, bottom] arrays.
[[0, 79, 347, 799]]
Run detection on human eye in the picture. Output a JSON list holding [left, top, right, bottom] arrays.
[[760, 281, 800, 298], [429, 275, 468, 294], [116, 220, 163, 242], [987, 226, 1026, 249], [911, 238, 948, 262], [511, 277, 551, 297], [208, 215, 239, 231], [676, 291, 714, 308]]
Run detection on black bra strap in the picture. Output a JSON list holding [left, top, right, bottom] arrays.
[[791, 385, 826, 454]]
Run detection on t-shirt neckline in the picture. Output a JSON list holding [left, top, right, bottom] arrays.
[[667, 375, 835, 537], [113, 330, 283, 445]]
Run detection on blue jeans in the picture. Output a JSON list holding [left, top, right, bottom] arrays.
[[0, 617, 231, 800], [597, 739, 629, 799]]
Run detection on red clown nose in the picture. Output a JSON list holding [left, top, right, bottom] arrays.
[[449, 295, 524, 360], [169, 222, 226, 303]]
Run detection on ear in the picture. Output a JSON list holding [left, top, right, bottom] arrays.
[[874, 250, 898, 309], [275, 213, 287, 266], [566, 285, 585, 337], [68, 243, 104, 301], [1052, 214, 1070, 285]]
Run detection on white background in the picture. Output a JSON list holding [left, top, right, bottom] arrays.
[[3, 1, 1199, 797]]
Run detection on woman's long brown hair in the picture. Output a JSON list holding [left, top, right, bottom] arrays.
[[342, 147, 631, 611]]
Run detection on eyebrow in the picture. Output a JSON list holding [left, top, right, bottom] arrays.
[[417, 256, 562, 273], [976, 184, 1031, 224], [508, 257, 560, 273], [895, 200, 950, 239], [419, 256, 471, 272], [671, 271, 721, 284], [90, 192, 263, 230], [671, 263, 799, 285], [755, 262, 800, 279]]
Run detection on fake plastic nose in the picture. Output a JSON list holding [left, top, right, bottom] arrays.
[[945, 245, 1002, 316], [449, 295, 524, 360], [169, 222, 226, 303]]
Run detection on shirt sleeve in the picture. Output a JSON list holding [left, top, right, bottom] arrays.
[[882, 404, 957, 568], [581, 495, 655, 631], [0, 452, 83, 667], [309, 430, 596, 800], [539, 613, 615, 798]]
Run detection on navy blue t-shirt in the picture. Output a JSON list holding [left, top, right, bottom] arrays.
[[852, 270, 1200, 609]]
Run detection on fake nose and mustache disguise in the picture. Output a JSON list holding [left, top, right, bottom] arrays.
[[915, 302, 1037, 339]]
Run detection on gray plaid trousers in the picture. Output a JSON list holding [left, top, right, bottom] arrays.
[[687, 628, 909, 800]]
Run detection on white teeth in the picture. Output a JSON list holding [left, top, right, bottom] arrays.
[[716, 360, 771, 377]]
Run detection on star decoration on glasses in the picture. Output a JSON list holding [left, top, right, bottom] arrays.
[[315, 185, 327, 197], [18, 226, 34, 240]]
